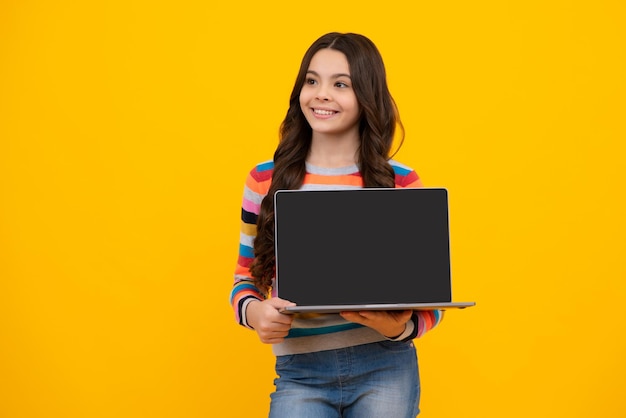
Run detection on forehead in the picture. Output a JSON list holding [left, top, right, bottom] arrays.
[[307, 49, 350, 75]]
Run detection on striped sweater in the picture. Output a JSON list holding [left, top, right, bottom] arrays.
[[230, 160, 444, 356]]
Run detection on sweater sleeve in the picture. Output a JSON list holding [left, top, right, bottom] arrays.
[[411, 309, 445, 340], [230, 163, 273, 328], [390, 160, 424, 188]]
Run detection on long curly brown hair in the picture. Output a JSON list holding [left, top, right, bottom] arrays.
[[250, 32, 405, 295]]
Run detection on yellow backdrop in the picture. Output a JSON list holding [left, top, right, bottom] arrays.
[[1, 1, 625, 417]]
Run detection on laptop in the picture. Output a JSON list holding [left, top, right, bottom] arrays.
[[273, 187, 475, 314]]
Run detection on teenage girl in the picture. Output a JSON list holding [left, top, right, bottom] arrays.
[[231, 32, 444, 418]]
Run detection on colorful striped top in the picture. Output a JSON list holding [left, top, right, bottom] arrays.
[[230, 160, 444, 356]]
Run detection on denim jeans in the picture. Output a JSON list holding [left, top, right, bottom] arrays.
[[269, 340, 420, 418]]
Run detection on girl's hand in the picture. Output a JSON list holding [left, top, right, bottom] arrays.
[[246, 298, 296, 344], [340, 310, 413, 339]]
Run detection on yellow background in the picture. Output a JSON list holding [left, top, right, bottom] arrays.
[[1, 1, 625, 417]]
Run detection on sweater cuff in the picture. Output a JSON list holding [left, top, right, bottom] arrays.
[[240, 297, 261, 329]]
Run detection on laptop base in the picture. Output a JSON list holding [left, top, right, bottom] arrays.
[[280, 302, 476, 314]]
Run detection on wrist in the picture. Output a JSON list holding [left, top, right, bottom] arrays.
[[384, 324, 407, 340], [384, 320, 415, 341]]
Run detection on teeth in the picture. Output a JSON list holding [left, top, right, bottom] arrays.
[[314, 109, 335, 115]]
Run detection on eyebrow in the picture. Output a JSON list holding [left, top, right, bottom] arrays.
[[306, 70, 352, 79]]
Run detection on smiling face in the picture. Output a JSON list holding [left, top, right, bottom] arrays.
[[299, 48, 361, 141]]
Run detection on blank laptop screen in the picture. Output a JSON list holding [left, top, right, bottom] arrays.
[[274, 188, 452, 306]]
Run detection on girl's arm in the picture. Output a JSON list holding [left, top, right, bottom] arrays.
[[389, 162, 444, 340], [230, 163, 273, 328]]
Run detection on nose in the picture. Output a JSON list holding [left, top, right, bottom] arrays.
[[315, 83, 331, 101]]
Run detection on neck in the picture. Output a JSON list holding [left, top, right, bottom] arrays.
[[307, 132, 360, 168]]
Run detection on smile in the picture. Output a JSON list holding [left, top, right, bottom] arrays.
[[313, 109, 337, 116]]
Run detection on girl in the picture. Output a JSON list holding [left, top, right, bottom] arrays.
[[230, 32, 443, 418]]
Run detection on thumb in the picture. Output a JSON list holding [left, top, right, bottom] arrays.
[[267, 297, 296, 309]]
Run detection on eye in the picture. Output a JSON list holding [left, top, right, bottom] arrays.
[[335, 81, 349, 88], [305, 77, 317, 85]]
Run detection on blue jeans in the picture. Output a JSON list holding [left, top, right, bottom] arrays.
[[269, 340, 420, 418]]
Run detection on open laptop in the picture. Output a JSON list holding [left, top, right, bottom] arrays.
[[274, 187, 475, 314]]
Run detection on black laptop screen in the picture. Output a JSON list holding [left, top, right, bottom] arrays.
[[273, 188, 452, 306]]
